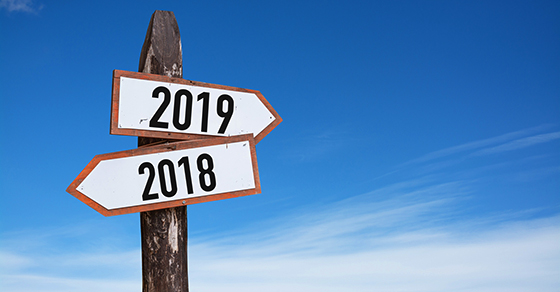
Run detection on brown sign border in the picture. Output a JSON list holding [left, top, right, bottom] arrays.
[[67, 134, 261, 217], [111, 70, 282, 144]]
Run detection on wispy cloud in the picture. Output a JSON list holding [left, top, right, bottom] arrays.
[[0, 0, 42, 14], [0, 227, 141, 292], [401, 124, 555, 166], [389, 125, 560, 182], [280, 127, 360, 163], [472, 131, 560, 156], [187, 189, 559, 292], [189, 218, 559, 292], [1, 274, 139, 292]]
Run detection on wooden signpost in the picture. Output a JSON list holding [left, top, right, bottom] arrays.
[[66, 10, 281, 292]]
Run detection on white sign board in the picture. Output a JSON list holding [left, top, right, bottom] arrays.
[[67, 135, 260, 216], [111, 70, 282, 143]]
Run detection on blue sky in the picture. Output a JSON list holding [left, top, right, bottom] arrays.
[[1, 0, 559, 291]]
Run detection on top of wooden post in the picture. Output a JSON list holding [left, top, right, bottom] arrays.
[[139, 10, 182, 78]]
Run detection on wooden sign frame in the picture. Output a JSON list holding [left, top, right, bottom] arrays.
[[67, 134, 261, 216], [110, 69, 282, 144]]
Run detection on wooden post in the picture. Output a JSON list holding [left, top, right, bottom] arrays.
[[138, 10, 189, 292]]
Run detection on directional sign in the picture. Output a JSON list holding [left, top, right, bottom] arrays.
[[67, 135, 260, 216], [111, 70, 282, 143]]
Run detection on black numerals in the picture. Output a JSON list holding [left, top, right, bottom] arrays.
[[178, 156, 194, 195], [217, 95, 234, 134], [139, 154, 217, 201], [149, 87, 235, 134], [197, 92, 210, 132], [173, 89, 193, 130], [158, 159, 177, 198], [197, 154, 217, 191], [139, 162, 158, 201], [150, 86, 171, 128]]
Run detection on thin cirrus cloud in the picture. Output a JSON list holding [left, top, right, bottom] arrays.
[[190, 221, 559, 292], [389, 125, 560, 179], [401, 124, 555, 166], [189, 189, 560, 292], [0, 0, 42, 13], [471, 131, 560, 157], [0, 274, 139, 292]]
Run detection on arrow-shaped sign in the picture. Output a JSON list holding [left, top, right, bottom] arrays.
[[110, 70, 282, 143], [67, 135, 260, 216]]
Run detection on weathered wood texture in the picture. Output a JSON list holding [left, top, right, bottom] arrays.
[[138, 10, 188, 292], [138, 10, 183, 146], [141, 206, 188, 292], [139, 10, 182, 78]]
